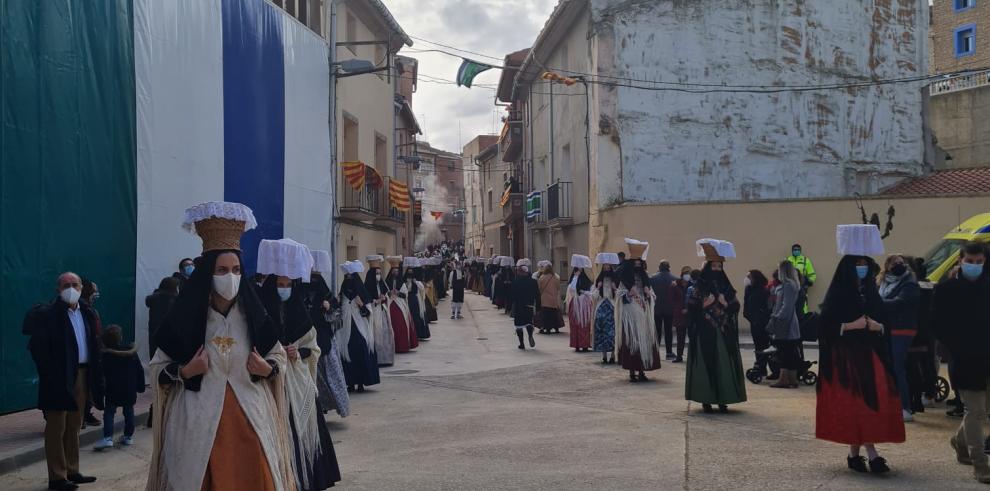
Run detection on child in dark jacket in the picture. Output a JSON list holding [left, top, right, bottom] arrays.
[[94, 325, 145, 450]]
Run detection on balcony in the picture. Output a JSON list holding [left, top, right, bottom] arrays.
[[373, 177, 408, 229], [546, 181, 573, 228], [930, 69, 990, 96], [340, 181, 382, 222], [500, 187, 525, 224]]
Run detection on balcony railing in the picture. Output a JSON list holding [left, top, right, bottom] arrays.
[[546, 181, 573, 225], [930, 69, 990, 96], [340, 180, 381, 220], [372, 177, 407, 228]]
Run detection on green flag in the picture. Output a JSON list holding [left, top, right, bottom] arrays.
[[456, 59, 493, 88]]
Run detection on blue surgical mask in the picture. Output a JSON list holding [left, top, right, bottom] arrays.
[[183, 265, 195, 277], [961, 262, 984, 281], [792, 249, 801, 257], [855, 265, 869, 279], [277, 287, 292, 301]]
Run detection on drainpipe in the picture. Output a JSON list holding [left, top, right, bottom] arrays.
[[328, 0, 339, 291]]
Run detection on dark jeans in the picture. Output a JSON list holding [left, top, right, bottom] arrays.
[[655, 313, 674, 354], [890, 332, 916, 412], [103, 404, 135, 439]]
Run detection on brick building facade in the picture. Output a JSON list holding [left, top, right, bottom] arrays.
[[931, 0, 990, 74]]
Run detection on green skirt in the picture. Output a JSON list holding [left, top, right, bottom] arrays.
[[685, 327, 747, 405]]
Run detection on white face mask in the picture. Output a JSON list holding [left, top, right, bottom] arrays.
[[277, 287, 292, 302], [682, 274, 691, 282], [213, 273, 241, 301], [744, 277, 751, 287], [376, 274, 382, 282], [61, 287, 81, 305]]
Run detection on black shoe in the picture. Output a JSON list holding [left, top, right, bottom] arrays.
[[868, 456, 890, 474], [602, 356, 609, 364], [347, 386, 355, 393], [766, 372, 780, 381], [673, 356, 684, 363], [67, 474, 96, 485], [665, 353, 676, 360], [48, 480, 78, 491], [529, 334, 536, 348], [356, 385, 365, 393], [638, 372, 648, 382], [608, 357, 615, 364], [83, 413, 100, 426], [947, 406, 965, 418], [629, 373, 639, 383], [518, 344, 525, 350], [718, 405, 728, 414], [702, 404, 714, 414], [847, 456, 868, 473]]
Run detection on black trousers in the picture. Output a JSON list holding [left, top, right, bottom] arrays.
[[655, 313, 674, 354]]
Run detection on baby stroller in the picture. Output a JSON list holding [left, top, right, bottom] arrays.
[[746, 311, 819, 386]]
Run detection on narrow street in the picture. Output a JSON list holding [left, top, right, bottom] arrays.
[[1, 291, 982, 490]]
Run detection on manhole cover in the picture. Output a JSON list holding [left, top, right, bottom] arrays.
[[386, 369, 419, 375], [476, 337, 488, 340]]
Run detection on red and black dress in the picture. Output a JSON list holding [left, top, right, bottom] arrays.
[[815, 256, 905, 445]]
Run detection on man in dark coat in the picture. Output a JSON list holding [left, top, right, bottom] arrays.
[[510, 265, 539, 350], [934, 242, 990, 484], [650, 260, 678, 360], [27, 272, 104, 491]]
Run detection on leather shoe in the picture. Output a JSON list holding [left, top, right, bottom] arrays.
[[68, 474, 97, 484], [48, 480, 78, 491]]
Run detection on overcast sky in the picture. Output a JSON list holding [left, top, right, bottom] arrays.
[[387, 0, 557, 154]]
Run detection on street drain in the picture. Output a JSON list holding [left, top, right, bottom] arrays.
[[386, 369, 419, 375], [476, 337, 488, 340]]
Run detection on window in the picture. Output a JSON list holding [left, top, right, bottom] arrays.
[[374, 133, 387, 175], [345, 13, 357, 54], [954, 0, 976, 12], [448, 160, 454, 171], [955, 25, 976, 58], [488, 190, 493, 212], [342, 115, 359, 162]]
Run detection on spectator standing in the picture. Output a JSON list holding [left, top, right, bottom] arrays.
[[650, 260, 678, 360], [787, 243, 817, 312], [145, 277, 179, 359], [172, 258, 195, 291], [743, 270, 772, 377], [78, 279, 103, 428], [93, 325, 144, 451], [933, 241, 990, 484], [27, 272, 104, 491], [668, 267, 690, 363], [878, 254, 921, 422], [769, 261, 802, 389]]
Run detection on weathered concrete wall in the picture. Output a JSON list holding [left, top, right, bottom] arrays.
[[592, 0, 929, 203], [597, 194, 990, 310], [929, 85, 990, 169]]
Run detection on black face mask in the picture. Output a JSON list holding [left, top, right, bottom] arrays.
[[890, 264, 907, 276]]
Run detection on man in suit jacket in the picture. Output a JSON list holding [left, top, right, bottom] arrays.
[[28, 272, 104, 491]]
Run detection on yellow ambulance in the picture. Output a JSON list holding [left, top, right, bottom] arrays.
[[923, 213, 990, 282]]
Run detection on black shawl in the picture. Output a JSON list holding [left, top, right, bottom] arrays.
[[572, 269, 593, 294], [259, 275, 314, 345], [154, 249, 278, 366], [818, 255, 892, 410], [364, 267, 389, 299]]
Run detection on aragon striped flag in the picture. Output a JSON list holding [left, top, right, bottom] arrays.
[[389, 179, 410, 212], [456, 58, 494, 88]]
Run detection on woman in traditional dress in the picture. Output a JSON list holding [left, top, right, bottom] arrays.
[[257, 239, 340, 490], [536, 261, 563, 334], [421, 262, 439, 324], [337, 261, 380, 393], [449, 260, 467, 319], [615, 247, 662, 382], [404, 258, 431, 340], [567, 255, 594, 352], [148, 202, 295, 491], [685, 239, 747, 413], [816, 225, 903, 474], [303, 254, 350, 419], [385, 257, 417, 353], [510, 260, 539, 350], [592, 254, 620, 364], [364, 256, 396, 366]]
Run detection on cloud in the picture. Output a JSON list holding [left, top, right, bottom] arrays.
[[386, 0, 557, 152]]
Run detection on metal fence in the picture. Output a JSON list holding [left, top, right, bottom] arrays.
[[546, 181, 572, 221]]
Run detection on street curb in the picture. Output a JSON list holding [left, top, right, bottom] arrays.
[[0, 409, 151, 476]]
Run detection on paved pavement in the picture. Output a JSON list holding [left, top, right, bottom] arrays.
[[1, 291, 985, 490]]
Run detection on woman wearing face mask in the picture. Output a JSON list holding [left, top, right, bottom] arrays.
[[385, 257, 417, 353], [769, 261, 803, 389], [305, 252, 351, 419], [877, 254, 921, 423], [614, 246, 662, 383], [257, 239, 340, 490], [592, 255, 619, 364], [404, 258, 431, 340], [685, 239, 747, 413], [567, 255, 595, 352], [148, 202, 294, 491], [816, 225, 903, 475], [337, 261, 380, 393], [364, 256, 396, 366], [743, 270, 772, 378]]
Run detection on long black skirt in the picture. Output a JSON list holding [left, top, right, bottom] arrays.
[[289, 396, 341, 489], [342, 323, 380, 387]]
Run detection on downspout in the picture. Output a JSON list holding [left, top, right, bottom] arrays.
[[328, 0, 339, 291]]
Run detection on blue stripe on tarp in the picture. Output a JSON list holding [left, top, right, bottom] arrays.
[[221, 0, 285, 274]]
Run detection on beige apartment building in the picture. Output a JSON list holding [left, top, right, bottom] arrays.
[[334, 0, 411, 262], [463, 135, 498, 256]]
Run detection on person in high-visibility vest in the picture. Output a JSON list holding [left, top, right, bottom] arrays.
[[787, 243, 816, 312]]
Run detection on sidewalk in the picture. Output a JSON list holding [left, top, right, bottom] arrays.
[[0, 391, 153, 476]]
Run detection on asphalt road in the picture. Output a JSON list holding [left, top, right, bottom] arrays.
[[3, 292, 985, 490]]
